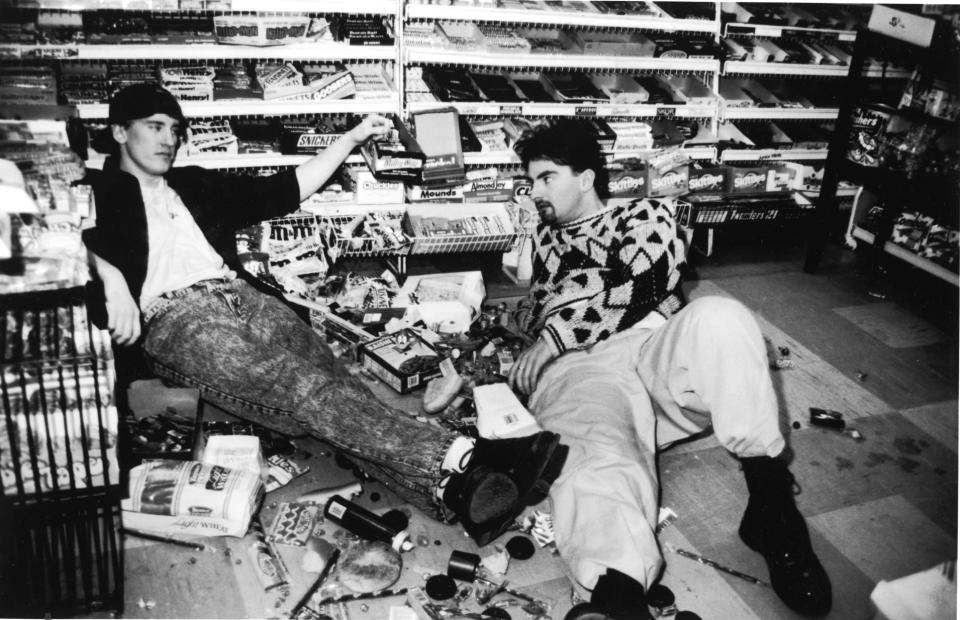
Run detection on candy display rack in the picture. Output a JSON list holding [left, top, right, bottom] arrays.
[[805, 5, 959, 284], [0, 286, 122, 617]]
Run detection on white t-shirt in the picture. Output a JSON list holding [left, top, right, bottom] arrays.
[[137, 177, 233, 308]]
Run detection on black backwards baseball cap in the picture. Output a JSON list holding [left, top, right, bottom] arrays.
[[108, 83, 187, 137]]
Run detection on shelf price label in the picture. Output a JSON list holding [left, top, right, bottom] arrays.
[[575, 105, 598, 116], [753, 25, 783, 38], [757, 151, 784, 161], [499, 105, 522, 116], [657, 107, 676, 118]]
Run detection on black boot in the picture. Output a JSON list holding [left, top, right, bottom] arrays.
[[564, 569, 652, 620], [739, 456, 832, 617], [444, 431, 568, 546]]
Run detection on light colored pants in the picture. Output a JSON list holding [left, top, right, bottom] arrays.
[[527, 296, 785, 591]]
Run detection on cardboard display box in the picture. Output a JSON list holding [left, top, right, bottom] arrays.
[[361, 114, 426, 183], [359, 329, 442, 393]]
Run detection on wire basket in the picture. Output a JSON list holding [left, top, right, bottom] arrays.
[[318, 209, 412, 259], [405, 203, 517, 255]]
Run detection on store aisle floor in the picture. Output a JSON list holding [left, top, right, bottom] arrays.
[[113, 236, 958, 620]]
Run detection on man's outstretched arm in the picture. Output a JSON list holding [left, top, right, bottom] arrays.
[[294, 115, 391, 201]]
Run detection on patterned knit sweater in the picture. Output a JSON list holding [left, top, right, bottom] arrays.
[[521, 197, 687, 355]]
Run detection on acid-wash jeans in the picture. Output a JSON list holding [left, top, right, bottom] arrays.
[[527, 296, 786, 592], [141, 278, 457, 517]]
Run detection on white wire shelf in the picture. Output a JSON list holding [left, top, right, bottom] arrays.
[[721, 106, 839, 121], [4, 0, 397, 11], [229, 0, 398, 13], [0, 42, 396, 61], [723, 60, 912, 79], [84, 152, 365, 169], [723, 22, 858, 42], [851, 226, 959, 287], [720, 148, 828, 162], [406, 48, 719, 73], [76, 97, 399, 119], [465, 145, 717, 166], [404, 3, 717, 33], [407, 100, 716, 119]]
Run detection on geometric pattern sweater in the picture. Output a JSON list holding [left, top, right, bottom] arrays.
[[520, 197, 687, 355]]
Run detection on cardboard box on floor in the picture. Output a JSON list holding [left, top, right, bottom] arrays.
[[394, 270, 485, 334], [359, 328, 442, 394]]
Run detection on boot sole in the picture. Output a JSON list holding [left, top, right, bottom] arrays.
[[449, 465, 522, 547]]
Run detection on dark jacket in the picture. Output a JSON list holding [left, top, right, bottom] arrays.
[[79, 156, 301, 306]]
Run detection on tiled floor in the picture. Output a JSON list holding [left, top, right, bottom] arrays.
[[114, 234, 958, 619]]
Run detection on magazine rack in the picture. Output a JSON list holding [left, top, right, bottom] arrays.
[[0, 286, 123, 617]]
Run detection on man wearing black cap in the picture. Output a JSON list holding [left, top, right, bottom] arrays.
[[81, 83, 568, 545]]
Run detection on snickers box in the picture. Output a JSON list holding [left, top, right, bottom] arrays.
[[359, 329, 442, 394], [281, 128, 343, 154]]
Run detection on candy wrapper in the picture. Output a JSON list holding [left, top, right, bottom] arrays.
[[265, 454, 310, 492], [266, 502, 318, 547], [213, 15, 310, 47]]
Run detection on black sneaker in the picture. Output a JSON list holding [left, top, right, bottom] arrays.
[[442, 464, 520, 546]]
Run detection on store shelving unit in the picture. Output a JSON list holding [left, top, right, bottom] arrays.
[[1, 0, 403, 168], [806, 6, 958, 285], [403, 1, 723, 176], [5, 2, 941, 270]]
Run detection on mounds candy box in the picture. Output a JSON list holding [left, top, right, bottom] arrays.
[[359, 329, 442, 394], [407, 176, 515, 204]]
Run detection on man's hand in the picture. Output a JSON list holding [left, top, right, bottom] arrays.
[[508, 337, 557, 396], [347, 114, 391, 146], [104, 281, 140, 346]]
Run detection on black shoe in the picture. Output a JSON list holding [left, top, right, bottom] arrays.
[[564, 603, 615, 620], [739, 456, 832, 617], [471, 431, 569, 506], [563, 569, 651, 620], [443, 464, 520, 546]]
